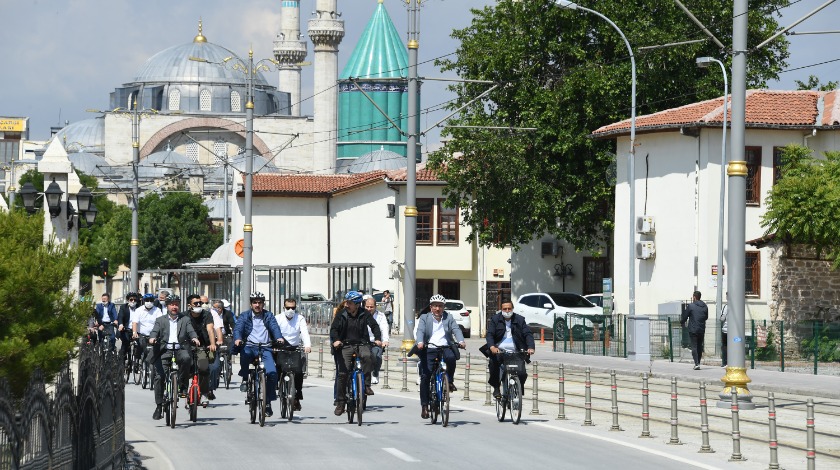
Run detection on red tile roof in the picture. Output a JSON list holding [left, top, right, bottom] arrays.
[[592, 89, 840, 138], [250, 164, 444, 196], [383, 163, 443, 182]]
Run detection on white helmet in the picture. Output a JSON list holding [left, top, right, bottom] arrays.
[[429, 294, 446, 304]]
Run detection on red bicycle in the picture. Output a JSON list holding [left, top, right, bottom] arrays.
[[186, 347, 207, 422]]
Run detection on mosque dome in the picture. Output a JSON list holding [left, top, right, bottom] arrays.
[[139, 149, 197, 179], [133, 40, 269, 87], [68, 152, 111, 176], [229, 152, 280, 174], [54, 118, 105, 154], [337, 148, 406, 173]]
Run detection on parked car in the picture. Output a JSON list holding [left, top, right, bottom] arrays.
[[514, 292, 601, 338], [444, 299, 472, 338], [584, 293, 603, 307], [300, 292, 328, 302]]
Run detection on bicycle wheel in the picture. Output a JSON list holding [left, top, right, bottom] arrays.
[[140, 362, 148, 389], [189, 382, 199, 422], [355, 371, 364, 426], [258, 370, 267, 427], [495, 379, 507, 422], [287, 372, 296, 422], [279, 374, 289, 419], [509, 375, 522, 425], [164, 376, 171, 426], [223, 356, 231, 389], [346, 374, 355, 424], [441, 374, 451, 427], [429, 372, 440, 424], [132, 356, 142, 385], [124, 354, 131, 384], [169, 371, 178, 428], [248, 374, 257, 424]]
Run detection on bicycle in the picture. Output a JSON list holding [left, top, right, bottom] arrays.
[[244, 341, 271, 427], [425, 343, 452, 427], [160, 342, 180, 428], [342, 343, 367, 426], [275, 346, 304, 421], [139, 340, 157, 390], [495, 350, 528, 425], [220, 335, 233, 389], [123, 336, 134, 384], [186, 347, 206, 423]]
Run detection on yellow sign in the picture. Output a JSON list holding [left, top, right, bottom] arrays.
[[0, 118, 26, 132]]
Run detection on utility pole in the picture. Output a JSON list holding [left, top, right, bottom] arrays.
[[402, 0, 420, 350]]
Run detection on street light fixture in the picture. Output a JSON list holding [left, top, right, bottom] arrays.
[[76, 185, 93, 212], [18, 182, 38, 214], [44, 177, 64, 217]]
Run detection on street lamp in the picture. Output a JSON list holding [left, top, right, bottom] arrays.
[[44, 177, 64, 218], [190, 50, 279, 314], [556, 1, 637, 317], [696, 56, 729, 360], [17, 179, 97, 227]]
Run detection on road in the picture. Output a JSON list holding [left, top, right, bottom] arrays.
[[125, 368, 752, 469]]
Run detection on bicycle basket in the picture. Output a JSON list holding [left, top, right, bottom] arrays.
[[276, 349, 304, 374], [502, 354, 526, 375]]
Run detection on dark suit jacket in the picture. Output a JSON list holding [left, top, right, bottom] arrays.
[[681, 300, 709, 334], [117, 303, 133, 329], [486, 312, 536, 351], [149, 314, 198, 358], [415, 312, 464, 347], [95, 302, 118, 326]]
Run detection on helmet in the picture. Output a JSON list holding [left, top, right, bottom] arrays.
[[126, 292, 139, 301], [429, 294, 446, 304], [165, 294, 180, 305], [221, 299, 230, 309], [249, 291, 266, 301], [344, 291, 363, 304], [142, 293, 155, 302]]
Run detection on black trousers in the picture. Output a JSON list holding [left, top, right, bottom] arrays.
[[721, 331, 728, 366], [689, 332, 705, 366]]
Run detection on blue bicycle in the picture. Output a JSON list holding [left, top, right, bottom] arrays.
[[426, 343, 452, 427], [343, 344, 366, 426]]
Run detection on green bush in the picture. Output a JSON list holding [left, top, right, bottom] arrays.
[[800, 324, 840, 362]]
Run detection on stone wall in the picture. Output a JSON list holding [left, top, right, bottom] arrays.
[[769, 242, 840, 324]]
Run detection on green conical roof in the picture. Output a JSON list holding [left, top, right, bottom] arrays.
[[340, 1, 407, 79]]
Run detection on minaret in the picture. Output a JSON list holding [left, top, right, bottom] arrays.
[[308, 0, 344, 174], [273, 0, 307, 116]]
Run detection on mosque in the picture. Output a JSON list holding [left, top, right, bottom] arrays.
[[53, 0, 416, 208]]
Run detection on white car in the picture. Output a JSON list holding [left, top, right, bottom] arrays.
[[445, 299, 472, 338], [514, 292, 601, 330]]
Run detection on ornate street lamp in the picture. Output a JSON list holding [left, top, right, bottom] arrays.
[[19, 182, 38, 214], [76, 185, 93, 212], [44, 177, 64, 218], [84, 203, 98, 225]]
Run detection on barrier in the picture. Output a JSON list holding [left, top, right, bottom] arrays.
[[463, 352, 471, 401], [609, 370, 622, 431], [530, 361, 540, 415], [382, 348, 391, 389], [556, 364, 566, 420], [767, 392, 780, 469], [806, 398, 815, 470], [667, 377, 682, 445], [698, 382, 714, 453], [583, 367, 593, 426], [729, 389, 745, 461], [640, 372, 651, 438], [400, 349, 409, 392], [317, 339, 324, 378], [484, 361, 492, 406]]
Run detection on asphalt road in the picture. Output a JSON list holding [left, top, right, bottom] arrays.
[[125, 369, 757, 469]]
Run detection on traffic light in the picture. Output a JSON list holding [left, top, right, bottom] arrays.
[[100, 258, 109, 277]]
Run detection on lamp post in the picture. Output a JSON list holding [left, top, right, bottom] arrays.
[[696, 56, 729, 364], [556, 1, 637, 317], [191, 50, 279, 314], [402, 0, 420, 350]]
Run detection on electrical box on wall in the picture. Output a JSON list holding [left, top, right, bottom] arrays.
[[540, 241, 559, 258], [636, 241, 656, 259], [636, 215, 655, 234]]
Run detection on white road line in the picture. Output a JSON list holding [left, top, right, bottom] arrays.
[[383, 447, 420, 462], [333, 426, 366, 438], [125, 426, 176, 470]]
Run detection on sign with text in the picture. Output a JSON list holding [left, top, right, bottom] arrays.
[[0, 118, 26, 132]]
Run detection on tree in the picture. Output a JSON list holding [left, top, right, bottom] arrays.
[[137, 191, 223, 269], [428, 0, 789, 251], [11, 169, 44, 212], [0, 209, 88, 397], [76, 171, 130, 291], [761, 145, 840, 267], [795, 74, 838, 91]]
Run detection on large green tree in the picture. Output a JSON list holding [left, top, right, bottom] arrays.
[[428, 0, 789, 251], [77, 171, 130, 290], [0, 210, 88, 397], [761, 145, 840, 267]]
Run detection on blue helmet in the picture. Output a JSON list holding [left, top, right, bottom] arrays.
[[142, 293, 155, 302], [344, 291, 363, 304]]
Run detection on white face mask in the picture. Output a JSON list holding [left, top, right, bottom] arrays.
[[284, 308, 295, 319], [502, 311, 514, 320], [144, 301, 154, 309], [128, 301, 136, 308], [191, 306, 203, 314]]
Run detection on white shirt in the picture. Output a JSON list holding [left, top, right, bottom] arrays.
[[368, 310, 389, 343], [275, 312, 311, 348], [167, 315, 179, 346], [427, 316, 447, 348], [210, 308, 224, 329], [133, 305, 164, 336], [499, 319, 515, 352]]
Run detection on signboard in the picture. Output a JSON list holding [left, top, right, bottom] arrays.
[[711, 265, 726, 276], [756, 325, 767, 348], [0, 118, 26, 132], [602, 277, 613, 315]]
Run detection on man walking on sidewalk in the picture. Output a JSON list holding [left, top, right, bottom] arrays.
[[681, 291, 709, 370]]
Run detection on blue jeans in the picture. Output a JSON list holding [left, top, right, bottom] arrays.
[[419, 346, 456, 407], [208, 348, 221, 390], [239, 345, 278, 402]]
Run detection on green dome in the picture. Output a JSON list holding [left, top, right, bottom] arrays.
[[340, 1, 407, 79]]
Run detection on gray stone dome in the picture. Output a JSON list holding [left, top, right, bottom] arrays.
[[228, 152, 280, 174], [68, 152, 111, 176], [139, 149, 197, 179], [133, 40, 270, 87], [337, 148, 406, 173], [54, 118, 105, 154]]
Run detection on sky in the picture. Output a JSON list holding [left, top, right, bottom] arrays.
[[1, 0, 839, 152]]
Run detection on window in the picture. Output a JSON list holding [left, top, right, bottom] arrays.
[[128, 91, 138, 110], [438, 280, 460, 301], [415, 279, 434, 316], [416, 198, 433, 245], [186, 141, 199, 163], [745, 251, 761, 296], [231, 91, 241, 112], [168, 89, 181, 111], [437, 201, 459, 245], [200, 89, 212, 111], [518, 295, 537, 308], [583, 257, 610, 295], [213, 140, 227, 166], [745, 146, 761, 205], [772, 146, 784, 185]]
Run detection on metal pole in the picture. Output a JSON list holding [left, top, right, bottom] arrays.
[[130, 104, 140, 294], [699, 382, 714, 453], [609, 370, 622, 431], [806, 398, 815, 469], [711, 57, 728, 365], [720, 0, 754, 410], [400, 349, 409, 392], [729, 388, 745, 461], [767, 392, 780, 469], [382, 347, 390, 389], [223, 162, 229, 244], [241, 51, 255, 315], [668, 377, 682, 444], [557, 364, 566, 420], [583, 367, 593, 426], [530, 361, 540, 415], [484, 360, 492, 406], [462, 352, 471, 401], [401, 0, 419, 351], [317, 339, 324, 378], [640, 372, 651, 438]]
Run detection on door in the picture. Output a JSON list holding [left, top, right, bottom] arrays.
[[583, 257, 610, 295], [415, 279, 434, 318], [485, 281, 510, 334]]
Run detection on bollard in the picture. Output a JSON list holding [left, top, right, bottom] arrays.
[[382, 347, 391, 389], [667, 377, 682, 445], [609, 370, 622, 431], [698, 382, 714, 453], [583, 367, 594, 426], [484, 360, 492, 406], [463, 352, 471, 401], [530, 361, 540, 415], [729, 388, 746, 461], [400, 349, 409, 392], [556, 364, 566, 420], [317, 339, 324, 378], [806, 398, 815, 470], [767, 392, 780, 469], [640, 372, 651, 438]]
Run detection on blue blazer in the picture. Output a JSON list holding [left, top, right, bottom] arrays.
[[95, 302, 118, 326], [233, 309, 283, 352]]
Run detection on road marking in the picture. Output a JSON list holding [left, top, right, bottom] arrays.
[[125, 426, 176, 470], [333, 426, 366, 438], [383, 447, 419, 462]]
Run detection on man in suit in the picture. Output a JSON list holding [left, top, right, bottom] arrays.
[[116, 292, 138, 364], [148, 294, 200, 420], [486, 299, 535, 399], [95, 293, 119, 353], [681, 290, 709, 370], [415, 294, 465, 419]]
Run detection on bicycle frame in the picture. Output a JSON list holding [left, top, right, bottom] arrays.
[[161, 342, 180, 428], [425, 343, 451, 426], [344, 344, 366, 426], [495, 350, 526, 425], [244, 341, 271, 427]]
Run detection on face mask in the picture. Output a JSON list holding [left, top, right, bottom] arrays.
[[502, 311, 514, 320], [128, 301, 136, 308], [192, 307, 203, 314], [145, 301, 154, 309], [284, 308, 295, 319]]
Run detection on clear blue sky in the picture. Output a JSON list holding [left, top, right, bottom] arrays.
[[1, 0, 838, 150]]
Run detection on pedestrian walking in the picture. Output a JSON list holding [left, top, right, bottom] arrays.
[[681, 291, 709, 370]]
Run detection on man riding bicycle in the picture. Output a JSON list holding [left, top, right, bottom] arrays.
[[233, 291, 285, 418], [415, 294, 465, 419], [132, 293, 165, 371], [486, 300, 535, 399], [330, 291, 381, 416], [186, 294, 217, 405], [275, 298, 311, 411]]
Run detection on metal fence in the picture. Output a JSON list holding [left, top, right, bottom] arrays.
[[298, 301, 339, 336], [553, 313, 627, 357], [0, 342, 125, 470], [748, 320, 840, 375]]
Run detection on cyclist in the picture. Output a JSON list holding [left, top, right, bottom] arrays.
[[148, 294, 200, 420], [363, 296, 389, 384], [186, 294, 217, 405], [415, 294, 465, 419], [117, 292, 139, 363], [233, 291, 285, 418], [330, 290, 382, 416], [95, 293, 119, 353], [275, 298, 311, 411], [486, 299, 535, 399], [132, 293, 165, 368]]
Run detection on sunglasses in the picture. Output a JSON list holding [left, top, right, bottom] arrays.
[[191, 302, 202, 306]]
